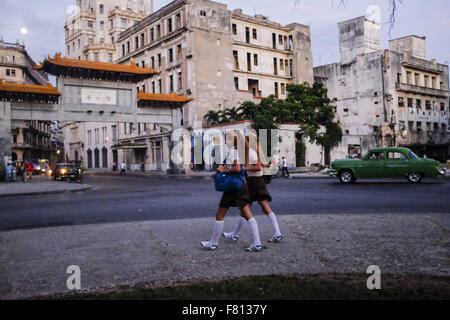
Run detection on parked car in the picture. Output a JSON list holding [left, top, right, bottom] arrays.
[[67, 164, 83, 184], [330, 147, 446, 184], [52, 163, 71, 181]]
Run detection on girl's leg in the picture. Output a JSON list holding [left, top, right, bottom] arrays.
[[259, 201, 282, 239], [240, 205, 262, 248], [207, 207, 228, 246]]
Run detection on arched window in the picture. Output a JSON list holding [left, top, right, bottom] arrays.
[[94, 148, 100, 168], [87, 149, 92, 168], [102, 147, 108, 168]]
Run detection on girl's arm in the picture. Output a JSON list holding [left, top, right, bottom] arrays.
[[244, 159, 262, 172]]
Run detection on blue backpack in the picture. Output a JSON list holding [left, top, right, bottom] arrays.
[[214, 163, 245, 193]]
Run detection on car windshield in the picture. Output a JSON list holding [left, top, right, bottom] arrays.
[[409, 151, 420, 159]]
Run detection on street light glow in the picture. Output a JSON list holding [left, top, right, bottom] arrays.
[[20, 27, 28, 34]]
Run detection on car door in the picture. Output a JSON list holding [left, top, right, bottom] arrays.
[[359, 151, 386, 178], [385, 151, 409, 178]]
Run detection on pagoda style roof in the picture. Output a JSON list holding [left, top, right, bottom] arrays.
[[137, 91, 194, 108], [0, 79, 61, 103], [34, 53, 157, 82]]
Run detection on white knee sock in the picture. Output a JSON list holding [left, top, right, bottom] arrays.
[[267, 212, 282, 237], [248, 218, 262, 246], [231, 216, 246, 237], [209, 220, 224, 245]]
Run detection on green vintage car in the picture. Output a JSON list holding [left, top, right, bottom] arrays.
[[330, 147, 446, 184]]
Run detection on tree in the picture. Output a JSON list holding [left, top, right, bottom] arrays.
[[203, 82, 343, 154]]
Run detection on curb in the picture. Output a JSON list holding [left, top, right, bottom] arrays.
[[0, 185, 93, 198]]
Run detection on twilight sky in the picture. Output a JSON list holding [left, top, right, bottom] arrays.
[[0, 0, 449, 68]]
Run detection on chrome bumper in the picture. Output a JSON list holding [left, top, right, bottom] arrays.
[[329, 170, 338, 177], [438, 168, 446, 176]]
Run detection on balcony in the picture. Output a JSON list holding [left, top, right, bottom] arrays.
[[396, 82, 449, 98]]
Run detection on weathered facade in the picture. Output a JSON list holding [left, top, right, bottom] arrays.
[[314, 16, 449, 162], [114, 0, 314, 170], [0, 40, 58, 164]]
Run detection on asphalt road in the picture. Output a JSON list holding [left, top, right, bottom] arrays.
[[0, 173, 449, 231]]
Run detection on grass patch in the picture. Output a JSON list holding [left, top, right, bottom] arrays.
[[39, 273, 450, 300]]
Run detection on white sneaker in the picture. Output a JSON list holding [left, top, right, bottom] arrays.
[[268, 235, 283, 243], [222, 232, 239, 242], [201, 241, 218, 250], [245, 244, 262, 252]]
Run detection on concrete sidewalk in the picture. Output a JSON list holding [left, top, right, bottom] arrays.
[[0, 213, 448, 299], [0, 176, 92, 197]]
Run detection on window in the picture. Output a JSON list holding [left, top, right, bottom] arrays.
[[234, 77, 239, 90], [200, 10, 206, 16], [406, 71, 412, 84], [397, 73, 402, 83], [127, 41, 130, 53], [433, 123, 439, 132], [386, 152, 406, 160], [100, 38, 105, 43], [441, 102, 446, 112], [424, 75, 429, 87], [108, 53, 113, 62], [94, 53, 99, 61], [232, 24, 237, 35], [141, 33, 145, 46], [102, 127, 107, 143], [425, 100, 431, 110], [112, 125, 117, 141], [168, 48, 173, 63], [158, 79, 162, 93], [150, 28, 154, 42], [279, 34, 283, 45], [157, 53, 161, 67], [233, 50, 239, 69], [95, 128, 99, 144], [78, 39, 81, 48], [431, 77, 436, 89], [168, 17, 172, 33], [152, 81, 155, 93], [88, 20, 94, 30], [407, 98, 413, 108], [247, 53, 251, 71], [176, 13, 182, 29], [274, 82, 279, 98], [121, 18, 127, 28], [169, 75, 174, 93], [440, 82, 444, 90], [416, 122, 422, 132], [135, 36, 139, 49], [414, 73, 419, 85], [100, 21, 104, 30], [177, 44, 182, 60], [253, 54, 258, 66], [343, 108, 349, 116], [141, 61, 145, 68], [398, 97, 404, 107], [122, 44, 125, 56], [280, 59, 285, 70], [99, 4, 104, 14], [157, 25, 161, 38], [245, 27, 250, 43], [102, 147, 108, 168], [252, 28, 257, 40], [151, 56, 155, 68], [178, 72, 182, 90], [273, 58, 278, 75], [416, 99, 422, 109], [281, 83, 285, 95]]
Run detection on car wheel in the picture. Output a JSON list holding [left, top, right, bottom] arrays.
[[407, 172, 422, 183], [338, 170, 355, 184]]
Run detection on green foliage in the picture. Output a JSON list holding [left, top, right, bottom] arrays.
[[203, 82, 343, 149]]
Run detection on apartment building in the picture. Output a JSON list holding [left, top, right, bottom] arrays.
[[63, 0, 153, 171], [114, 0, 314, 170], [0, 40, 59, 163], [314, 16, 449, 162]]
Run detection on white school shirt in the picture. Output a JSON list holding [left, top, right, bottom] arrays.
[[282, 159, 287, 168], [224, 148, 240, 168], [247, 149, 263, 177]]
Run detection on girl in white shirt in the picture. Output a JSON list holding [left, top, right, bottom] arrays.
[[223, 135, 283, 243], [201, 133, 263, 252]]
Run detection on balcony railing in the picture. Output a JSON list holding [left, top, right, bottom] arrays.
[[396, 82, 449, 98]]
